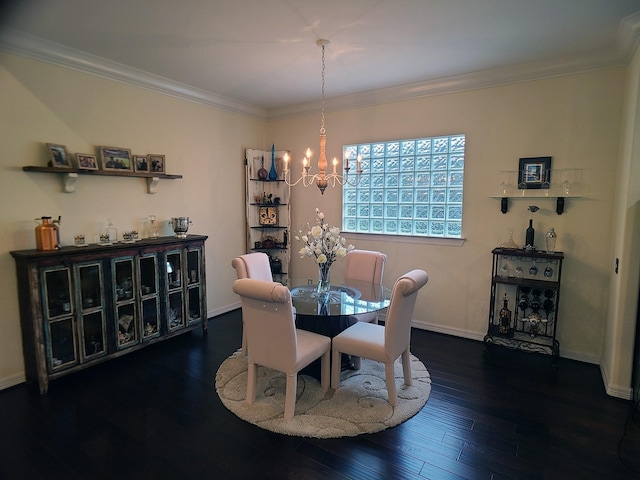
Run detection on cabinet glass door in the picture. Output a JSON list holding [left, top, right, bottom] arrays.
[[113, 257, 139, 348], [76, 262, 106, 360], [186, 248, 202, 324], [138, 255, 160, 339], [166, 250, 185, 330], [42, 267, 77, 371]]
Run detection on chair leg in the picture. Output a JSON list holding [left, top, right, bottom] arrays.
[[331, 348, 342, 389], [352, 355, 361, 370], [284, 373, 297, 420], [401, 349, 412, 386], [384, 363, 397, 407], [246, 362, 257, 405], [320, 351, 330, 391], [241, 328, 248, 356]]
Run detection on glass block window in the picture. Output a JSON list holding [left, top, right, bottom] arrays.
[[342, 134, 465, 238]]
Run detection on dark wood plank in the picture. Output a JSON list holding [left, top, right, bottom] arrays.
[[0, 309, 639, 480]]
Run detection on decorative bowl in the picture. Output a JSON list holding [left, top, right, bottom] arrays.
[[170, 217, 191, 238]]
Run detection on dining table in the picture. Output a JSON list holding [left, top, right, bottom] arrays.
[[288, 276, 392, 377]]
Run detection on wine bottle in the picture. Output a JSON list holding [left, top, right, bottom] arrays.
[[525, 219, 535, 249], [499, 293, 512, 334]]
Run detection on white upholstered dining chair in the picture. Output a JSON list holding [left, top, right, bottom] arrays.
[[231, 252, 273, 355], [232, 278, 331, 420], [343, 249, 387, 324], [330, 269, 428, 407]]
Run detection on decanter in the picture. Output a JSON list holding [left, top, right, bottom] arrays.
[[148, 215, 159, 239]]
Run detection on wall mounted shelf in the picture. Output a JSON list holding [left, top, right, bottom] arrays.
[[22, 166, 182, 194], [489, 194, 581, 215], [492, 168, 585, 215]]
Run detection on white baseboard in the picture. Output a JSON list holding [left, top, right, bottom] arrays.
[[207, 302, 240, 320], [600, 362, 634, 400], [409, 320, 632, 398], [0, 372, 25, 391]]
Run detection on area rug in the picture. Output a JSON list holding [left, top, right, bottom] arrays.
[[215, 349, 431, 438]]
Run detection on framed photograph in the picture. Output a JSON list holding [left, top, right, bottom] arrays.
[[76, 153, 98, 170], [148, 154, 166, 174], [47, 143, 71, 168], [518, 156, 552, 189], [100, 146, 133, 171], [133, 155, 149, 173]]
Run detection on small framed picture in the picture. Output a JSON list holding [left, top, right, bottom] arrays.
[[100, 146, 133, 172], [76, 153, 98, 170], [518, 156, 552, 189], [148, 154, 166, 174], [133, 155, 149, 172], [47, 143, 71, 168]]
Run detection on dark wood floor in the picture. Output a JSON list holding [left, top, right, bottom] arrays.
[[1, 309, 639, 480]]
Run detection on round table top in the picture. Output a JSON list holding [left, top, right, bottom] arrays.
[[287, 277, 391, 317]]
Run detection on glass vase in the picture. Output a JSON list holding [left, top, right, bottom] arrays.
[[317, 263, 331, 300]]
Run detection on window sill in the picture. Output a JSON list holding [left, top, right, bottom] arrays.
[[343, 232, 466, 247]]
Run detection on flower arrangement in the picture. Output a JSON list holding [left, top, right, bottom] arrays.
[[296, 208, 355, 290]]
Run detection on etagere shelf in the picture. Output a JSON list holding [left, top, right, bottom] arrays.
[[484, 247, 564, 370], [245, 148, 291, 282]]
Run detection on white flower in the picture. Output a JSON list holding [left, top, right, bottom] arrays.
[[297, 208, 355, 268]]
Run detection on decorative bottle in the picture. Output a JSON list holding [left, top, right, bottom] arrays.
[[148, 215, 159, 239], [545, 227, 557, 253], [498, 293, 512, 335], [106, 219, 118, 244], [525, 219, 535, 250], [257, 156, 268, 180], [500, 228, 519, 249], [268, 143, 278, 180]]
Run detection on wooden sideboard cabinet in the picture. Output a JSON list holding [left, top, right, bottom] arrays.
[[11, 235, 207, 393]]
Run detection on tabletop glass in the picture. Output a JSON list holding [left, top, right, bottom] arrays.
[[287, 277, 391, 317]]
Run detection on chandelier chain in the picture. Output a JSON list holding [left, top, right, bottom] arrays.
[[320, 43, 326, 135], [282, 38, 362, 194]]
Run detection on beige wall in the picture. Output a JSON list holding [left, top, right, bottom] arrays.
[[602, 43, 640, 398], [1, 49, 637, 398], [0, 52, 264, 388], [269, 68, 625, 370]]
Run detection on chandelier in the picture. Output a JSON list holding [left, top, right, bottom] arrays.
[[283, 39, 362, 194]]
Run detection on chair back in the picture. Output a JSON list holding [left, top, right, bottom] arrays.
[[232, 278, 297, 372], [231, 252, 273, 281], [344, 249, 387, 284], [384, 269, 429, 359]]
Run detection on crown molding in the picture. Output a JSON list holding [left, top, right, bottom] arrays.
[[0, 28, 268, 119], [269, 44, 633, 120], [2, 15, 639, 122]]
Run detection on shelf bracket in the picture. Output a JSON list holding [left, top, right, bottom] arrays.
[[63, 173, 78, 193], [556, 197, 565, 215], [147, 176, 160, 194], [500, 197, 508, 214]]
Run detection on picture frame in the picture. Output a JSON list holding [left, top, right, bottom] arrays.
[[133, 155, 149, 173], [47, 143, 71, 168], [75, 153, 98, 170], [100, 146, 133, 171], [259, 206, 278, 225], [148, 154, 166, 174], [518, 156, 552, 189]]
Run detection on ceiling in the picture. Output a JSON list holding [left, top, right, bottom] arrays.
[[2, 0, 640, 115]]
